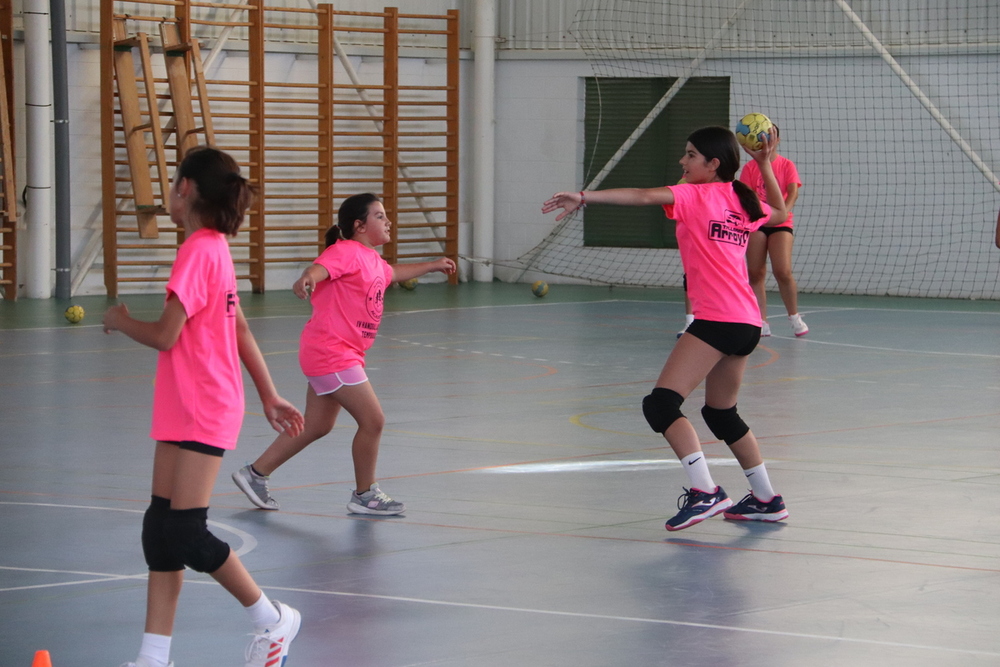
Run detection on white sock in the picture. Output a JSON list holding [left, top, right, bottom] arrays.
[[246, 591, 280, 632], [743, 463, 776, 501], [138, 633, 171, 667], [680, 452, 715, 492]]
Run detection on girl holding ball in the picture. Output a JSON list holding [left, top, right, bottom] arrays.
[[542, 126, 790, 531]]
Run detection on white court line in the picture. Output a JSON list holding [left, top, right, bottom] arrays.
[[0, 501, 258, 557], [771, 336, 1000, 359], [260, 585, 1000, 659], [475, 458, 741, 474], [1, 563, 994, 658]]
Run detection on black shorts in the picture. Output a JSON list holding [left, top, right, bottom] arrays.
[[759, 226, 793, 237], [685, 320, 761, 356], [163, 440, 226, 458]]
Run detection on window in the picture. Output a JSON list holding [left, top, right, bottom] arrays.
[[583, 77, 730, 248]]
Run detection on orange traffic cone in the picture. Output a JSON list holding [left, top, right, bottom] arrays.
[[32, 650, 52, 667]]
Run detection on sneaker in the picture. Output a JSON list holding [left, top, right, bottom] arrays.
[[789, 314, 808, 337], [665, 486, 733, 532], [760, 321, 772, 337], [724, 493, 789, 522], [348, 483, 406, 515], [245, 601, 301, 667], [118, 661, 174, 667], [233, 464, 279, 510]]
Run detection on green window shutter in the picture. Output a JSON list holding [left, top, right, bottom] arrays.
[[583, 77, 730, 248]]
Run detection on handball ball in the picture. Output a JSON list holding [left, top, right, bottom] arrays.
[[735, 112, 773, 151], [531, 280, 549, 298], [401, 278, 418, 290], [65, 305, 85, 323]]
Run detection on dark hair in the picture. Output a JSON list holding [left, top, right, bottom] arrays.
[[687, 126, 765, 222], [176, 146, 255, 236], [326, 193, 380, 247]]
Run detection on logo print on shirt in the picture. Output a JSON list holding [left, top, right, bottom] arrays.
[[226, 291, 237, 317], [365, 276, 386, 322], [708, 209, 751, 247]]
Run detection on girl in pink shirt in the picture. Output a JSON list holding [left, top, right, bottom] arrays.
[[543, 126, 791, 532], [233, 193, 455, 516], [739, 124, 809, 337], [103, 147, 305, 667]]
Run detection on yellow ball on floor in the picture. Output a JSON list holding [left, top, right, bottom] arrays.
[[401, 278, 418, 290], [65, 305, 85, 323], [531, 280, 549, 297]]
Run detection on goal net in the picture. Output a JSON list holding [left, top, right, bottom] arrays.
[[517, 0, 1000, 299]]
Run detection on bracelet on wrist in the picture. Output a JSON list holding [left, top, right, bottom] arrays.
[[579, 191, 587, 208]]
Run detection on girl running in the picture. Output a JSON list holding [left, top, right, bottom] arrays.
[[233, 193, 456, 516], [542, 126, 790, 531], [738, 124, 808, 336], [104, 146, 306, 667]]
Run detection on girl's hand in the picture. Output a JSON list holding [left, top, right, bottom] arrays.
[[434, 257, 457, 275], [542, 192, 584, 221], [102, 303, 129, 334], [263, 395, 304, 437], [292, 274, 315, 300], [742, 133, 777, 163]]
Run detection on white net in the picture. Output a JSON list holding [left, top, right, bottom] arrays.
[[517, 0, 1000, 298]]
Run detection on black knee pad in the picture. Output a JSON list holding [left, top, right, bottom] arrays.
[[701, 404, 749, 445], [642, 387, 685, 434], [164, 507, 231, 574], [142, 496, 184, 572]]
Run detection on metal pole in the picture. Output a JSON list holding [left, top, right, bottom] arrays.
[[24, 0, 53, 298], [50, 0, 70, 299]]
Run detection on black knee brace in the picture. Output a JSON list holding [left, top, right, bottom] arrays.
[[142, 495, 184, 572], [642, 387, 685, 434], [164, 507, 231, 574], [701, 404, 749, 445]]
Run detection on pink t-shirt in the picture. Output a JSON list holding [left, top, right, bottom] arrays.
[[665, 182, 772, 325], [738, 154, 801, 228], [298, 239, 394, 376], [150, 228, 244, 449]]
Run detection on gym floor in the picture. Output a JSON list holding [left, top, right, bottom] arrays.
[[2, 283, 999, 666]]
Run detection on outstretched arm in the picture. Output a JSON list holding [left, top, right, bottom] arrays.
[[102, 294, 188, 351], [235, 304, 304, 436], [292, 263, 331, 299], [393, 257, 457, 283], [542, 187, 675, 221]]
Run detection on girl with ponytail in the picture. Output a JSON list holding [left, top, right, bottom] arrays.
[[233, 193, 455, 517], [542, 126, 791, 531]]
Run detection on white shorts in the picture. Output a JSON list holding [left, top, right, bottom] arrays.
[[306, 365, 368, 395]]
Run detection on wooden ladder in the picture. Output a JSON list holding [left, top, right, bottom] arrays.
[[159, 22, 215, 158], [111, 18, 215, 241], [0, 34, 15, 300], [112, 17, 170, 239]]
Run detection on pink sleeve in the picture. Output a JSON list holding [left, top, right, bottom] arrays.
[[784, 159, 802, 189], [166, 240, 208, 317], [314, 242, 355, 281]]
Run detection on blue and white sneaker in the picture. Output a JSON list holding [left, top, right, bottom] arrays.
[[665, 486, 733, 531], [724, 493, 789, 522]]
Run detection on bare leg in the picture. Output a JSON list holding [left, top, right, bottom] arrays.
[[746, 230, 769, 320], [767, 232, 799, 316], [655, 334, 725, 460], [253, 385, 341, 476], [703, 356, 763, 470], [328, 381, 385, 491]]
